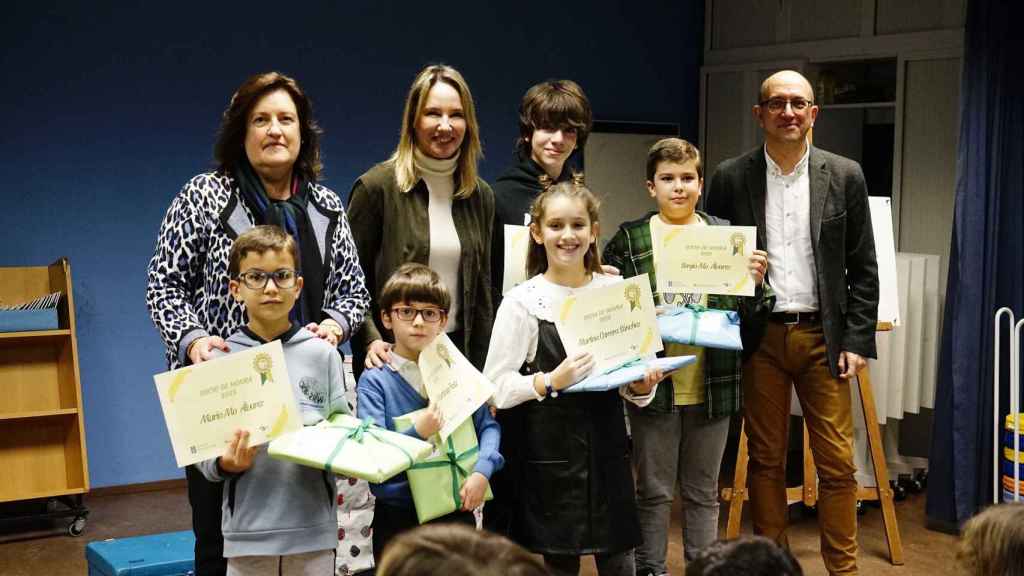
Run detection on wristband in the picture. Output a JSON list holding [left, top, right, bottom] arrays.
[[544, 372, 558, 398]]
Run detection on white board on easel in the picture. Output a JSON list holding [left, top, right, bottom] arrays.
[[870, 196, 900, 327]]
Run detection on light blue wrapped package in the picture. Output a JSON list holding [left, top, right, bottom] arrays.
[[565, 355, 696, 393], [657, 304, 743, 351]]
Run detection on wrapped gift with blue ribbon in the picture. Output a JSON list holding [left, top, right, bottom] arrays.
[[656, 303, 742, 351], [564, 355, 696, 394], [393, 412, 493, 523], [268, 414, 434, 483]]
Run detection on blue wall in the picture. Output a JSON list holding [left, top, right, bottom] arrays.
[[0, 1, 703, 487]]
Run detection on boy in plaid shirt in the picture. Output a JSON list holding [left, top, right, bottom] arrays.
[[602, 138, 773, 575]]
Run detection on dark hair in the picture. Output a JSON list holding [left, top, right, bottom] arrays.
[[379, 263, 452, 313], [646, 137, 703, 181], [228, 225, 300, 278], [214, 71, 323, 181], [958, 502, 1024, 576], [526, 177, 603, 277], [685, 536, 803, 576], [376, 524, 549, 576], [516, 79, 593, 158]]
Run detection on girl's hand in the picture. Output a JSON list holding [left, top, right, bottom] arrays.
[[628, 365, 664, 396], [459, 472, 489, 511], [601, 264, 621, 276], [551, 351, 595, 391], [415, 403, 443, 438], [748, 249, 769, 286], [188, 336, 230, 365], [365, 339, 393, 368], [219, 429, 258, 474]]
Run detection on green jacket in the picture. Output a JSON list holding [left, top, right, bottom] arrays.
[[347, 161, 495, 375], [602, 210, 774, 418]]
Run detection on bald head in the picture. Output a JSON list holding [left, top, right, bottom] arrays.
[[759, 70, 814, 102]]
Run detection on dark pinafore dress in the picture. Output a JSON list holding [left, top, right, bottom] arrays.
[[501, 319, 641, 556]]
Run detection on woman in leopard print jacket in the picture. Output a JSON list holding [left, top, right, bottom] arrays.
[[145, 72, 369, 576]]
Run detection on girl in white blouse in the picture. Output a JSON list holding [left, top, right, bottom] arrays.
[[483, 181, 662, 576]]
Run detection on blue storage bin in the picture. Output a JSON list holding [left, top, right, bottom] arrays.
[[86, 531, 195, 576], [0, 309, 58, 332]]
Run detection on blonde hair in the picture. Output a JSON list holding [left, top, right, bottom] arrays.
[[376, 524, 548, 576], [526, 177, 603, 277], [957, 502, 1024, 576], [390, 64, 483, 198]]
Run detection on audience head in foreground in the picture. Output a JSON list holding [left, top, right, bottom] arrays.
[[957, 501, 1024, 576], [685, 536, 803, 576], [376, 524, 549, 576]]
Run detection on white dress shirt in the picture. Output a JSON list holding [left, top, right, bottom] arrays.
[[764, 144, 819, 313]]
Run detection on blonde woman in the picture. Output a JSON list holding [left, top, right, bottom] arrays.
[[348, 64, 494, 378]]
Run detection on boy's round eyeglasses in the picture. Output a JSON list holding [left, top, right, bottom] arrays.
[[759, 98, 813, 113], [390, 306, 446, 323], [236, 269, 298, 290]]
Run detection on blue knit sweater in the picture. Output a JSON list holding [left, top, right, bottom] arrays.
[[356, 364, 503, 506]]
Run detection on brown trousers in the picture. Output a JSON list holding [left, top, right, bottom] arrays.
[[743, 321, 859, 575]]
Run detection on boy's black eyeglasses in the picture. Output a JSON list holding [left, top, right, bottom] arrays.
[[759, 98, 813, 113], [236, 269, 298, 290], [390, 306, 446, 323]]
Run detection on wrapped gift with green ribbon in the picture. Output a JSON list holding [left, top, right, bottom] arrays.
[[393, 410, 493, 523], [267, 413, 434, 483]]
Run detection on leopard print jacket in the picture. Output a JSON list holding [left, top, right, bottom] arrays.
[[146, 171, 370, 370]]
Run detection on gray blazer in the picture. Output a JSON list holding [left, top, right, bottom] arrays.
[[706, 145, 879, 377]]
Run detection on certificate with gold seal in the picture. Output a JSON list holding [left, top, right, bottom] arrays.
[[418, 333, 496, 441], [153, 340, 302, 467], [554, 274, 663, 376], [653, 223, 757, 296]]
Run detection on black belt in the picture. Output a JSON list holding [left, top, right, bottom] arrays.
[[769, 311, 821, 325]]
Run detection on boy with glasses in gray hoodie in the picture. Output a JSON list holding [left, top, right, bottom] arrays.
[[197, 225, 349, 576]]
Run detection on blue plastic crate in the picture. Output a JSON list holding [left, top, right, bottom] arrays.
[[86, 531, 195, 576], [0, 309, 58, 332]]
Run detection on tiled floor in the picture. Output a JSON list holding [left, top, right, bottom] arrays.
[[0, 484, 957, 575]]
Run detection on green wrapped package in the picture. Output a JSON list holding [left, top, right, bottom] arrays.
[[394, 410, 494, 523], [268, 414, 434, 483]]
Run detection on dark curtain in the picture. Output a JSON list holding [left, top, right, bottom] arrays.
[[925, 0, 1024, 531]]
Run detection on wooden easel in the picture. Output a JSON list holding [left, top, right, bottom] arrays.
[[719, 334, 905, 565]]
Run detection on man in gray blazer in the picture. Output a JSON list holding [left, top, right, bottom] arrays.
[[706, 70, 879, 576]]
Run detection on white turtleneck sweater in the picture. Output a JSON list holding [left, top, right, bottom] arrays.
[[414, 147, 462, 332]]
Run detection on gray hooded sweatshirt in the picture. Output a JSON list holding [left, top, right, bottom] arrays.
[[197, 324, 350, 558]]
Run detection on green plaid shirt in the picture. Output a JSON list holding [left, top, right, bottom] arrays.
[[602, 211, 774, 419]]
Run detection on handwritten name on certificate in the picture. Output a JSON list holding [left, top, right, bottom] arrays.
[[654, 225, 757, 296], [555, 274, 663, 376], [418, 333, 496, 441], [503, 224, 531, 295], [153, 340, 302, 467]]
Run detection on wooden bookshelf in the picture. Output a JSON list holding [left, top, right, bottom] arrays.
[[0, 259, 89, 534]]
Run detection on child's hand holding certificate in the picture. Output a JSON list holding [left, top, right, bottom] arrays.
[[654, 225, 757, 296], [153, 340, 302, 467], [418, 333, 495, 441], [554, 274, 663, 376]]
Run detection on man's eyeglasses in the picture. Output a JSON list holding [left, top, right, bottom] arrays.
[[390, 306, 446, 323], [236, 269, 298, 290], [759, 98, 814, 114]]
